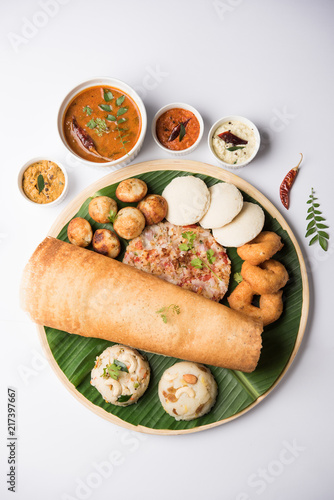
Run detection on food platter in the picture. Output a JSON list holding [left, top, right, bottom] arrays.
[[37, 159, 309, 435]]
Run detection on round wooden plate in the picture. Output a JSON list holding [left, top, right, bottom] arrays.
[[37, 159, 309, 434]]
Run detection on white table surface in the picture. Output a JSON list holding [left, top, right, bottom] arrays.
[[1, 0, 333, 498]]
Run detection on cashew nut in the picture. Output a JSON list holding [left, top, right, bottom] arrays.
[[175, 386, 196, 399]]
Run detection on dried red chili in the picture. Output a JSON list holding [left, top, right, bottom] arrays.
[[72, 117, 108, 160], [279, 153, 303, 209], [217, 131, 248, 145], [168, 118, 191, 142]]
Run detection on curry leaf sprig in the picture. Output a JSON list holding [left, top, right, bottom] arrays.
[[104, 91, 129, 155], [179, 231, 222, 281], [306, 188, 329, 251], [156, 304, 181, 324]]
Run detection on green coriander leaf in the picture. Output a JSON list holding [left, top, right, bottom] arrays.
[[170, 304, 181, 315], [134, 382, 140, 389], [87, 118, 97, 129], [179, 123, 186, 142], [234, 272, 243, 284], [116, 95, 125, 106], [103, 89, 113, 102], [162, 315, 167, 324], [226, 146, 245, 151], [37, 174, 45, 193], [179, 243, 190, 251], [99, 104, 112, 112], [106, 114, 116, 121], [206, 249, 216, 264], [117, 107, 128, 117], [95, 118, 109, 136], [191, 258, 203, 269], [117, 394, 132, 403], [83, 105, 92, 116], [105, 362, 122, 380]]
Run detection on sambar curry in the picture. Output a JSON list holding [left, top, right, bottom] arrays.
[[63, 86, 141, 163]]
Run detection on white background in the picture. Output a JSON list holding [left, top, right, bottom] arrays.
[[1, 0, 334, 499]]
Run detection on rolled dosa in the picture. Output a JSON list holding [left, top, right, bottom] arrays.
[[21, 237, 263, 372]]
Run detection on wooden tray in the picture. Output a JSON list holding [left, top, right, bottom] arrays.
[[37, 159, 309, 434]]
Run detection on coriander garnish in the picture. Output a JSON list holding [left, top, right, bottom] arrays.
[[83, 105, 92, 116], [156, 304, 181, 323], [102, 359, 128, 381], [305, 188, 329, 251], [234, 272, 243, 284], [178, 231, 222, 281]]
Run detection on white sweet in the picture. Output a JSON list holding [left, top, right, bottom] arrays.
[[158, 361, 217, 421], [91, 345, 150, 406], [162, 176, 210, 225], [200, 183, 243, 229], [213, 202, 264, 247]]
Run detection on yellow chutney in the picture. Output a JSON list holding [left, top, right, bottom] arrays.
[[22, 160, 65, 204]]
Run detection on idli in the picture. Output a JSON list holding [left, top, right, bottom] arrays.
[[162, 176, 210, 225], [213, 202, 264, 247], [200, 182, 243, 229]]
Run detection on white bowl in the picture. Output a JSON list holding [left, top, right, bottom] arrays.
[[57, 77, 147, 169], [208, 115, 260, 169], [151, 102, 204, 156], [18, 157, 68, 207]]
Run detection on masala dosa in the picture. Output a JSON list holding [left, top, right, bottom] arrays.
[[21, 237, 263, 372]]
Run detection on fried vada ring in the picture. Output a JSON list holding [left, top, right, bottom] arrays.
[[228, 280, 283, 326], [241, 259, 289, 295], [237, 231, 284, 265]]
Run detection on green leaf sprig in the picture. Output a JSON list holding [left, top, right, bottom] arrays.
[[156, 304, 181, 324], [179, 231, 222, 281], [102, 359, 129, 380], [83, 105, 92, 116], [306, 188, 329, 251], [103, 90, 129, 154]]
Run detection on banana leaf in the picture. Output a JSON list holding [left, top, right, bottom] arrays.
[[45, 170, 303, 431]]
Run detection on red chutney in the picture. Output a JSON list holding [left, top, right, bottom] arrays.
[[156, 108, 200, 151]]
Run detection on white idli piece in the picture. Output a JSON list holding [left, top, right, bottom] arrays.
[[213, 202, 264, 247], [200, 183, 243, 229], [91, 345, 150, 406], [158, 361, 217, 421], [162, 176, 210, 225]]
